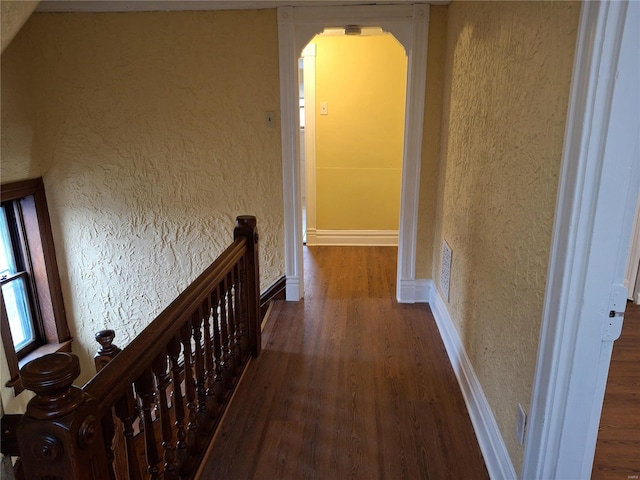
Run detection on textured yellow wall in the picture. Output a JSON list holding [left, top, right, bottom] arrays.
[[415, 6, 447, 278], [1, 16, 42, 414], [314, 34, 406, 231], [1, 10, 283, 387], [433, 1, 580, 472], [1, 29, 40, 182], [0, 0, 39, 53]]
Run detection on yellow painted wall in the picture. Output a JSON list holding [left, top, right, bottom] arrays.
[[1, 7, 41, 414], [415, 6, 447, 278], [1, 9, 284, 391], [313, 34, 406, 231], [432, 1, 580, 473], [0, 0, 39, 53]]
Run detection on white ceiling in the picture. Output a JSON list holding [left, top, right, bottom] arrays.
[[35, 0, 447, 13]]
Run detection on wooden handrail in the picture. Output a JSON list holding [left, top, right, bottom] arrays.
[[16, 215, 261, 480], [84, 236, 247, 411]]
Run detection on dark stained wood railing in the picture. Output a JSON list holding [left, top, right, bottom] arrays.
[[15, 216, 261, 480]]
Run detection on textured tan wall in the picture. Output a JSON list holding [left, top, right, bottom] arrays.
[[1, 18, 43, 414], [432, 1, 580, 472], [1, 27, 40, 181], [0, 0, 39, 53], [1, 10, 283, 386], [415, 6, 447, 278]]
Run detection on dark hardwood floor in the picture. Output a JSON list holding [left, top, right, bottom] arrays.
[[593, 301, 640, 479], [198, 246, 488, 479]]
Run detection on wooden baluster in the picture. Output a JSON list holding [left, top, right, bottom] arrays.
[[218, 280, 233, 391], [114, 387, 142, 480], [211, 288, 225, 404], [99, 410, 117, 480], [191, 307, 209, 439], [234, 215, 261, 357], [203, 295, 218, 420], [17, 353, 109, 480], [151, 352, 178, 480], [223, 273, 237, 379], [134, 369, 160, 479], [94, 330, 122, 480], [228, 270, 241, 372], [234, 264, 245, 362], [167, 336, 188, 476], [237, 257, 249, 359], [180, 320, 200, 460]]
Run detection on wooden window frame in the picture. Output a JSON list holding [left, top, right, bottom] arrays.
[[1, 178, 71, 395]]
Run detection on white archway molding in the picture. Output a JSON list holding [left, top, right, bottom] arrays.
[[277, 4, 430, 302]]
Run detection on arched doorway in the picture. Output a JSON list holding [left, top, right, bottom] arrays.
[[302, 30, 407, 248], [277, 4, 430, 302]]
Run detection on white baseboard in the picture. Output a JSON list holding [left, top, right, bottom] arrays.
[[285, 276, 302, 301], [305, 228, 317, 245], [397, 278, 432, 303], [428, 288, 517, 479], [306, 229, 398, 246], [413, 279, 432, 302]]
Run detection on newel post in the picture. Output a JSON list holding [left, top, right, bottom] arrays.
[[234, 215, 261, 357], [94, 329, 122, 480], [95, 329, 121, 373], [17, 353, 110, 480]]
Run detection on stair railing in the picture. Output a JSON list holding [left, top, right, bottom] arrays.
[[15, 215, 261, 480]]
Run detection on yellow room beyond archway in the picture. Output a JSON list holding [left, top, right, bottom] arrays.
[[302, 31, 407, 244]]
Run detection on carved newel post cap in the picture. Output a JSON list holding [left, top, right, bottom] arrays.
[[20, 353, 85, 420], [236, 215, 257, 228], [235, 216, 258, 244], [95, 329, 121, 357], [21, 353, 80, 393], [95, 329, 115, 348]]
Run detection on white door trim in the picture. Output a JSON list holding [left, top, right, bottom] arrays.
[[523, 1, 639, 478], [277, 4, 429, 302], [624, 197, 640, 302], [302, 43, 318, 246]]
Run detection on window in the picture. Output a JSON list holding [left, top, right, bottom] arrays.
[[0, 178, 71, 394], [1, 202, 40, 356]]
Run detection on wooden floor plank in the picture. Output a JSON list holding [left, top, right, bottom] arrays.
[[199, 246, 488, 479], [593, 301, 640, 479]]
